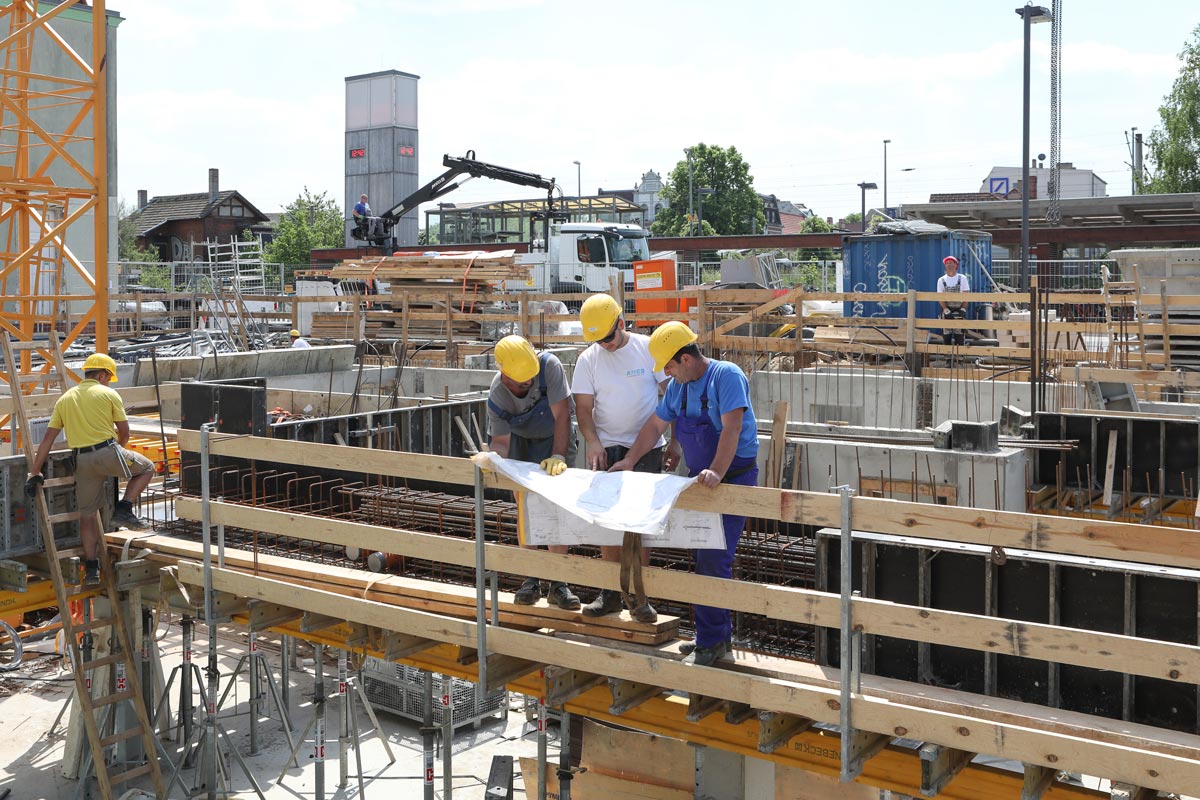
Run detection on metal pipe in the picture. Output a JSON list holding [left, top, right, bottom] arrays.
[[199, 421, 218, 799], [442, 673, 454, 800], [836, 484, 855, 783], [1020, 6, 1033, 292], [314, 643, 327, 800], [537, 694, 548, 800], [338, 649, 349, 788], [249, 631, 260, 755], [422, 669, 435, 800], [474, 464, 487, 706]]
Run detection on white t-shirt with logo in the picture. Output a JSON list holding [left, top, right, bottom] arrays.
[[571, 332, 667, 449]]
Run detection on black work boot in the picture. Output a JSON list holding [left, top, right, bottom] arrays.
[[630, 602, 658, 624], [680, 638, 732, 657], [581, 589, 623, 618], [547, 582, 580, 611], [684, 640, 732, 667], [111, 500, 147, 531], [513, 577, 541, 605]]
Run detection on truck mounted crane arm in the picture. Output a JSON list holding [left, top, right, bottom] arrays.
[[352, 150, 559, 246]]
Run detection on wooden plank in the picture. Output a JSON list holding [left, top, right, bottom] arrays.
[[171, 433, 1200, 574], [163, 502, 1200, 688], [1103, 430, 1119, 506], [179, 563, 1200, 796], [579, 717, 694, 792]]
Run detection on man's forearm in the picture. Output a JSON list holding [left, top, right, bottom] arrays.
[[625, 417, 667, 465], [30, 429, 58, 474], [708, 426, 740, 479]]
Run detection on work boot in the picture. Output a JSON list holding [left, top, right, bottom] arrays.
[[513, 577, 541, 605], [680, 638, 731, 657], [581, 589, 623, 618], [684, 640, 731, 668], [630, 602, 658, 624], [547, 582, 581, 611], [111, 500, 148, 531], [83, 559, 100, 586]]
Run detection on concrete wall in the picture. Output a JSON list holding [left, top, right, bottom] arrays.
[[752, 369, 1034, 429], [132, 344, 359, 385]]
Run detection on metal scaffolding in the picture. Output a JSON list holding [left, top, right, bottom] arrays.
[[0, 0, 110, 379]]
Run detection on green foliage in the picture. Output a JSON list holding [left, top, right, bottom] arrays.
[[117, 198, 162, 263], [794, 215, 838, 266], [264, 188, 345, 267], [135, 263, 172, 290], [650, 143, 765, 237], [843, 212, 862, 226], [1146, 25, 1200, 194]]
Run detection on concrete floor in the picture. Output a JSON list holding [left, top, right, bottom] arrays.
[[0, 619, 556, 799]]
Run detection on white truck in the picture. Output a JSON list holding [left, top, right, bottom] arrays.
[[511, 222, 652, 296]]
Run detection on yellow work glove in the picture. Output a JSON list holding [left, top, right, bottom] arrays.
[[539, 454, 567, 476]]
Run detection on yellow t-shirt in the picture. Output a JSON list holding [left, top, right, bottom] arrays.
[[47, 380, 126, 448]]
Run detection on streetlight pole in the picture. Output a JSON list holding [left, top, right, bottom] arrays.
[[1016, 4, 1052, 291], [883, 139, 891, 211], [572, 160, 581, 199], [685, 148, 695, 235], [856, 182, 877, 233]]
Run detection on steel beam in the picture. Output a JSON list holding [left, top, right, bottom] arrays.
[[607, 678, 663, 716], [757, 711, 815, 755], [919, 743, 974, 797]]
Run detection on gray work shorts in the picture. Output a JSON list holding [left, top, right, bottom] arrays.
[[74, 443, 154, 513]]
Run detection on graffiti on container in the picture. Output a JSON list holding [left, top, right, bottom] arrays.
[[869, 253, 908, 317]]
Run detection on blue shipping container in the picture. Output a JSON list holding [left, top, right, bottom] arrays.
[[842, 230, 992, 322]]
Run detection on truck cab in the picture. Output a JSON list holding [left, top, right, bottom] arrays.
[[513, 222, 650, 296]]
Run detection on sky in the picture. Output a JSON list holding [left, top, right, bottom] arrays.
[[112, 0, 1198, 223]]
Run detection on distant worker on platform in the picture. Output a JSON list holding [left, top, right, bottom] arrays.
[[353, 193, 371, 238], [26, 354, 154, 584], [290, 329, 312, 349], [609, 322, 759, 667], [572, 294, 667, 624], [937, 255, 970, 347], [487, 335, 581, 610]]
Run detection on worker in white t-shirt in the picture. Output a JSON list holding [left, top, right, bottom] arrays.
[[290, 329, 312, 349], [572, 294, 668, 623], [936, 256, 970, 346]]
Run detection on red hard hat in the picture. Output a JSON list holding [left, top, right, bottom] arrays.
[[943, 256, 959, 265]]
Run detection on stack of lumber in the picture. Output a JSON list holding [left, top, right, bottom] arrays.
[[330, 250, 527, 285], [107, 531, 678, 645], [324, 251, 527, 340]]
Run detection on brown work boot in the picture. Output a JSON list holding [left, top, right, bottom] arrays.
[[581, 589, 623, 618]]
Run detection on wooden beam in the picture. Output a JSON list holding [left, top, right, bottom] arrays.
[[842, 729, 891, 780], [1022, 763, 1058, 799], [165, 503, 1200, 687], [248, 601, 302, 632], [176, 563, 1200, 795], [175, 432, 1200, 574], [608, 678, 664, 715], [544, 666, 605, 707]]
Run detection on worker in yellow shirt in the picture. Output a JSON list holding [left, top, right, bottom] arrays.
[[26, 353, 155, 584]]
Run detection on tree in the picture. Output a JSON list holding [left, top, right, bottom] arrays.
[[1145, 24, 1200, 194], [264, 188, 345, 270], [117, 198, 161, 264], [650, 143, 765, 237]]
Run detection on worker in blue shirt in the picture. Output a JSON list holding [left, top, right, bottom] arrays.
[[609, 321, 759, 666], [352, 193, 371, 237]]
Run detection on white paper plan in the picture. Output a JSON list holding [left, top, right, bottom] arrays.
[[472, 452, 726, 548]]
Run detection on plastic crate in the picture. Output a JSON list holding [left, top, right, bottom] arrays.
[[362, 657, 506, 730]]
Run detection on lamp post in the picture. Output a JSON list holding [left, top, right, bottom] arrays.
[[883, 139, 891, 211], [572, 160, 581, 199], [1016, 4, 1053, 291], [685, 148, 696, 235], [697, 187, 714, 235], [856, 181, 877, 233]]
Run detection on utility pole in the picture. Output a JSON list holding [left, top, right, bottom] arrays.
[[685, 148, 695, 236], [883, 139, 891, 211]]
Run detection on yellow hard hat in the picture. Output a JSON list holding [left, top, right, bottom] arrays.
[[580, 294, 622, 342], [290, 329, 301, 337], [495, 335, 539, 382], [82, 352, 118, 383], [648, 321, 698, 373]]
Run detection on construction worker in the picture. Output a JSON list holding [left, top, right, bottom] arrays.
[[487, 335, 580, 610], [572, 294, 666, 623], [352, 193, 371, 237], [289, 329, 312, 349], [937, 255, 970, 347], [609, 322, 759, 666], [26, 354, 154, 584]]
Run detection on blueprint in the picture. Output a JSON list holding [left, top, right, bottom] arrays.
[[472, 452, 726, 548]]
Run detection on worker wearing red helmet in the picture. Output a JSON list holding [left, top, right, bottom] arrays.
[[937, 255, 970, 346]]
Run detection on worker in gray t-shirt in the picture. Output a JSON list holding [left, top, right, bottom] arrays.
[[486, 335, 580, 610]]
